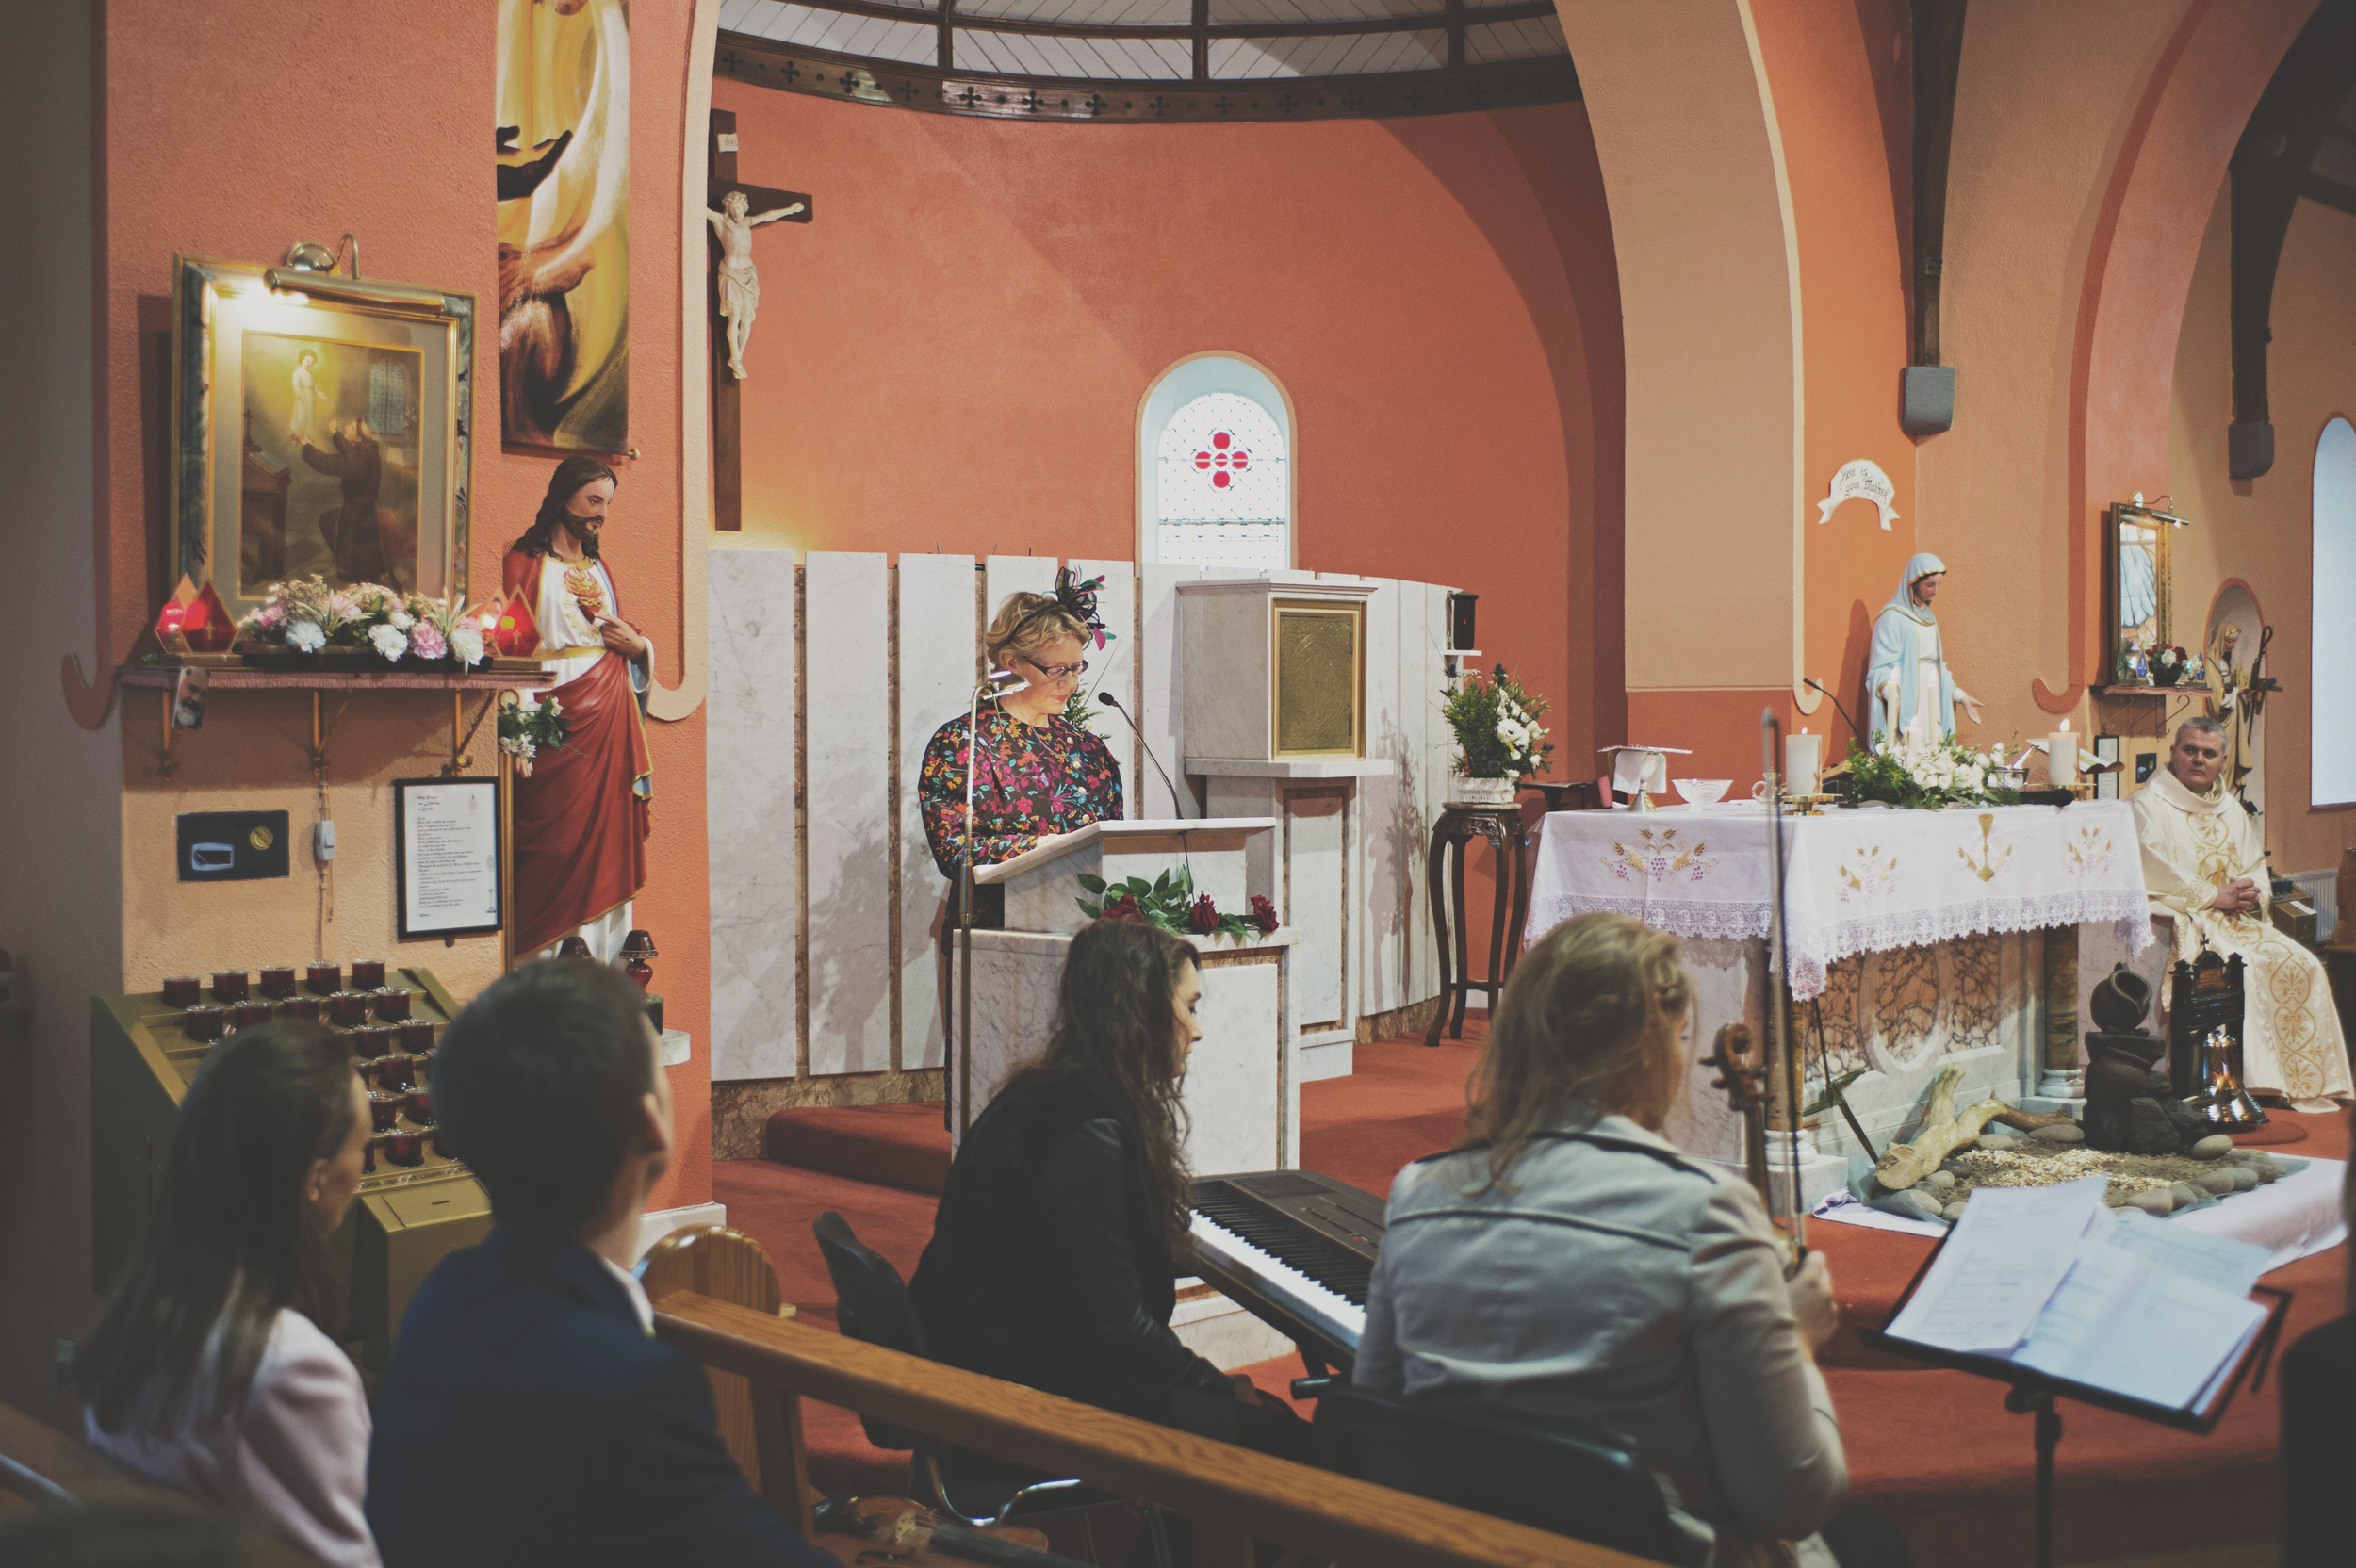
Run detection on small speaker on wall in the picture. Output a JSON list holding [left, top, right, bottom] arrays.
[[1900, 366, 1956, 436], [2228, 420, 2274, 480], [1447, 591, 1478, 653]]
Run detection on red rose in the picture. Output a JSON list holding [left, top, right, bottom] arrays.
[[1188, 893, 1220, 934], [1103, 893, 1141, 922], [1249, 895, 1279, 934]]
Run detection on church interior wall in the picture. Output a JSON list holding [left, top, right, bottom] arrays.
[[0, 0, 730, 1419], [0, 0, 126, 1423], [711, 83, 1623, 784], [2166, 179, 2356, 880]]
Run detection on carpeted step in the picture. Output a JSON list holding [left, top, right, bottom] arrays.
[[765, 1102, 952, 1196]]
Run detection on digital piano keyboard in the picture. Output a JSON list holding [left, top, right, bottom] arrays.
[[1188, 1169, 1386, 1373]]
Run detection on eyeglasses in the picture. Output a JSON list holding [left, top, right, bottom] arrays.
[[1021, 656, 1089, 680]]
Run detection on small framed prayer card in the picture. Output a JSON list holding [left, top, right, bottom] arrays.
[[394, 777, 502, 939]]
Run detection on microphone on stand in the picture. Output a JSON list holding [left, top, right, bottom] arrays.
[[1760, 707, 1807, 1269], [952, 667, 1024, 1133], [1098, 692, 1198, 820], [1802, 678, 1866, 749]]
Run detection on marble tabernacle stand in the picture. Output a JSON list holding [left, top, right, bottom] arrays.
[[1525, 802, 2154, 1212], [959, 818, 1300, 1175]]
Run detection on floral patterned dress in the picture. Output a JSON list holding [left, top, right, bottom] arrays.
[[920, 706, 1124, 880]]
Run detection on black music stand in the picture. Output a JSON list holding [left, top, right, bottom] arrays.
[[1859, 1234, 2294, 1568]]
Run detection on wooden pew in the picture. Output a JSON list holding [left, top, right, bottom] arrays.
[[0, 1398, 323, 1565], [654, 1291, 1671, 1568]]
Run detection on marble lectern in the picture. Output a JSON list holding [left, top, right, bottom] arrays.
[[1177, 577, 1392, 1081], [958, 818, 1300, 1174]]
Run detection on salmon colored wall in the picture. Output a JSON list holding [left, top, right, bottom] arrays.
[[2167, 187, 2356, 876], [715, 85, 1626, 778], [1751, 0, 1918, 760], [90, 0, 711, 1211]]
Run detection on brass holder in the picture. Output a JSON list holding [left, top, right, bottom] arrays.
[[2195, 1026, 2266, 1133], [1788, 792, 1836, 817]]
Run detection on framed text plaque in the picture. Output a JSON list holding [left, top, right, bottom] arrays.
[[394, 777, 503, 939]]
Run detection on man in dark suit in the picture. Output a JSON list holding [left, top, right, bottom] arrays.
[[368, 961, 832, 1568]]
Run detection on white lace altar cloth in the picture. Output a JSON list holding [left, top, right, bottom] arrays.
[[1525, 801, 2151, 999]]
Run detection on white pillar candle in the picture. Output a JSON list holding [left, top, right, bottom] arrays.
[[2047, 729, 2078, 787], [1785, 730, 1823, 795]]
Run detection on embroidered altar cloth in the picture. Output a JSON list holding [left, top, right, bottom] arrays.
[[1525, 801, 2151, 999]]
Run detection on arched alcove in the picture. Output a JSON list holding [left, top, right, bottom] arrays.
[[1137, 354, 1297, 569]]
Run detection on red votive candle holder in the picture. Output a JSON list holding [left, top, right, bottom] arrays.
[[368, 1090, 408, 1132], [210, 970, 250, 1004], [327, 990, 370, 1027], [373, 988, 413, 1021], [354, 1022, 398, 1059], [304, 962, 341, 996], [231, 1001, 272, 1029], [371, 1054, 414, 1091], [397, 1020, 435, 1054], [180, 1004, 228, 1042], [257, 966, 298, 999], [161, 974, 203, 1007], [349, 959, 386, 989], [384, 1129, 424, 1168], [407, 1086, 434, 1126], [278, 996, 323, 1022]]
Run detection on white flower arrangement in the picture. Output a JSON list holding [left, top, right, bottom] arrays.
[[1845, 727, 2018, 808], [368, 623, 409, 662], [236, 577, 490, 668], [285, 619, 326, 653]]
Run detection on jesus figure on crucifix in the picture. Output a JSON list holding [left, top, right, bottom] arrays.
[[708, 187, 806, 380]]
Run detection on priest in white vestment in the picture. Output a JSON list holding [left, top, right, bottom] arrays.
[[1865, 553, 1982, 743], [2132, 717, 2352, 1107]]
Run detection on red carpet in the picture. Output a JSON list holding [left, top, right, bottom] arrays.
[[764, 1101, 953, 1195], [720, 1022, 2348, 1566]]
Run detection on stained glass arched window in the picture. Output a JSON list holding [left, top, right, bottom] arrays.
[[1139, 358, 1292, 569]]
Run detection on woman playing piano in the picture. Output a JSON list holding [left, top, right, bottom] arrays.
[[909, 919, 1306, 1470], [1357, 913, 1906, 1568], [917, 570, 1124, 948]]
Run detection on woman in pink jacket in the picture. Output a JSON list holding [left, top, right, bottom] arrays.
[[78, 1020, 378, 1567]]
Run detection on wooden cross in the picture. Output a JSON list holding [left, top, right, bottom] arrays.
[[708, 108, 813, 533]]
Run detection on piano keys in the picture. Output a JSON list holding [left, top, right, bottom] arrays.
[[1188, 1169, 1385, 1373]]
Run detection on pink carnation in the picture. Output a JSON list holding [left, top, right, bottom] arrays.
[[255, 603, 286, 629], [408, 622, 449, 661]]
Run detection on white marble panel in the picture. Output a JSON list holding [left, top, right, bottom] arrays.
[[1358, 578, 1406, 1017], [1298, 1039, 1354, 1082], [1186, 952, 1286, 1173], [1138, 564, 1205, 819], [804, 552, 894, 1076], [1067, 559, 1138, 817], [897, 554, 978, 1072], [1284, 787, 1348, 1032], [956, 931, 1069, 1142], [983, 554, 1060, 655], [707, 550, 799, 1082]]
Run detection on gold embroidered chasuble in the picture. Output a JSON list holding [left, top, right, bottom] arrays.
[[2129, 769, 2351, 1103]]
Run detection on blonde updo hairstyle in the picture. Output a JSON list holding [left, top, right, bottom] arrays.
[[1463, 911, 1693, 1189], [985, 592, 1089, 672]]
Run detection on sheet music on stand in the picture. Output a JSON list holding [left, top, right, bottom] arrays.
[[1867, 1178, 2296, 1568]]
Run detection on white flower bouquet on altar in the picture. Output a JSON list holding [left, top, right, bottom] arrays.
[[1441, 662, 1554, 780], [1841, 729, 2020, 808]]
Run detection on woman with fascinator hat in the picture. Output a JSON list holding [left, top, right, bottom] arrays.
[[1864, 552, 1983, 744], [918, 570, 1124, 947]]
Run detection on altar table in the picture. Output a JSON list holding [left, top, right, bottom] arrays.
[[1525, 802, 2153, 1207]]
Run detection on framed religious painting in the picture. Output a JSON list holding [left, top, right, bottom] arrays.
[[2104, 498, 2184, 684], [170, 255, 475, 622]]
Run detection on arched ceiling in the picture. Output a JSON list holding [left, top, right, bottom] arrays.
[[715, 0, 1577, 122]]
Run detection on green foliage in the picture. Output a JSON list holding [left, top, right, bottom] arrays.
[[1075, 865, 1266, 941]]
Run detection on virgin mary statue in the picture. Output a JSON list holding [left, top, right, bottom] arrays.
[[1866, 552, 1982, 743]]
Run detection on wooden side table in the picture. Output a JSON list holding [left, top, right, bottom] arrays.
[[1424, 803, 1532, 1046]]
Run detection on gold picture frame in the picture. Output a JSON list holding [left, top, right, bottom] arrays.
[[1270, 598, 1366, 758], [171, 255, 474, 621]]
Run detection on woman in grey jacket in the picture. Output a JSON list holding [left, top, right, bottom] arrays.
[[1356, 912, 1903, 1568]]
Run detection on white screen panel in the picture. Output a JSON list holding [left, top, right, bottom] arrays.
[[897, 555, 980, 1071], [805, 552, 894, 1075]]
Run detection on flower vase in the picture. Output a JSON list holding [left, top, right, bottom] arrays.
[[2152, 665, 2182, 688], [1448, 776, 1520, 807]]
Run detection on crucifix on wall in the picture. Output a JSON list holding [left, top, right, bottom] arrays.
[[708, 109, 812, 533]]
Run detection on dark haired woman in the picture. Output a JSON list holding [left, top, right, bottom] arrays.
[[1358, 913, 1906, 1568], [78, 1021, 378, 1568], [909, 919, 1302, 1463], [504, 454, 653, 959]]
